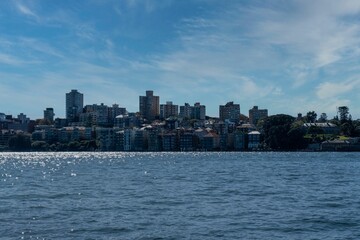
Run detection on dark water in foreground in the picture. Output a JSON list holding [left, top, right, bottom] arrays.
[[1, 152, 360, 239]]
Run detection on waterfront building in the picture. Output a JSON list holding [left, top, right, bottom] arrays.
[[114, 131, 124, 151], [139, 90, 160, 121], [179, 132, 194, 151], [202, 132, 220, 151], [66, 90, 83, 122], [96, 127, 115, 151], [249, 106, 268, 126], [147, 127, 161, 151], [134, 128, 147, 151], [123, 129, 135, 151], [43, 108, 55, 123], [161, 133, 177, 151], [219, 102, 240, 123], [234, 131, 247, 151], [248, 131, 261, 150], [160, 101, 178, 119]]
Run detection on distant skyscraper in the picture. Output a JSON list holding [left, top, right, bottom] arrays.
[[179, 103, 192, 119], [44, 108, 55, 123], [249, 106, 268, 125], [179, 102, 206, 120], [66, 89, 83, 122], [193, 102, 206, 120], [160, 101, 178, 119], [139, 90, 159, 121], [219, 101, 240, 122]]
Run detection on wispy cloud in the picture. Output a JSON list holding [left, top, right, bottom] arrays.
[[316, 79, 360, 99], [0, 53, 23, 65], [14, 1, 39, 19]]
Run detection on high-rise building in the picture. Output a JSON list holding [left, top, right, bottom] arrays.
[[44, 108, 55, 123], [193, 102, 206, 120], [179, 102, 206, 120], [139, 90, 159, 121], [160, 101, 178, 119], [66, 89, 83, 122], [179, 103, 192, 119], [219, 101, 240, 122], [249, 106, 268, 125]]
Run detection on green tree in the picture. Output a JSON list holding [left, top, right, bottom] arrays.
[[338, 106, 350, 124], [8, 133, 31, 151], [340, 122, 354, 136], [263, 114, 306, 150], [305, 111, 317, 123], [31, 141, 49, 151], [318, 113, 327, 123]]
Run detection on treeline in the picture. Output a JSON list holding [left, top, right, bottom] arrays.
[[4, 134, 98, 152]]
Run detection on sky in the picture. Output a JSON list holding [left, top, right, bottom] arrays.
[[1, 0, 360, 120]]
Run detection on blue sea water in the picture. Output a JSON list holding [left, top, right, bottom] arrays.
[[1, 152, 360, 239]]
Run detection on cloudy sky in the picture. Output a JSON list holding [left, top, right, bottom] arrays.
[[1, 0, 360, 119]]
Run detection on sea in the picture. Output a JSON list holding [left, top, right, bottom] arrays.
[[0, 152, 360, 240]]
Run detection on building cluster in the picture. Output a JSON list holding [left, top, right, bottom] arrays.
[[0, 89, 272, 151]]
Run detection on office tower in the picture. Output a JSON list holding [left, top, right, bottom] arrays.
[[66, 89, 83, 122], [44, 108, 55, 123], [219, 101, 240, 122], [249, 106, 268, 125], [139, 90, 159, 121], [160, 101, 178, 119]]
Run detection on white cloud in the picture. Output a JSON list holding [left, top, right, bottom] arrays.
[[316, 79, 360, 99], [15, 1, 38, 19], [0, 53, 23, 65]]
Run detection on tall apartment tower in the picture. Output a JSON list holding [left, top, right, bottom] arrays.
[[44, 108, 55, 123], [219, 101, 240, 122], [160, 101, 178, 119], [66, 89, 84, 122], [179, 103, 192, 119], [139, 90, 160, 121], [193, 102, 206, 120], [179, 102, 206, 120], [249, 106, 268, 125]]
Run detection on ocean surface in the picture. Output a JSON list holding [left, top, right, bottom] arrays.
[[1, 152, 360, 239]]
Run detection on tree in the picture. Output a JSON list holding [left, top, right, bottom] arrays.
[[340, 122, 354, 136], [8, 133, 31, 151], [338, 106, 350, 124], [31, 141, 49, 151], [318, 113, 327, 123], [305, 111, 317, 123], [262, 114, 306, 150]]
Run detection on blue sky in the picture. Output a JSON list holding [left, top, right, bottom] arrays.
[[1, 0, 360, 119]]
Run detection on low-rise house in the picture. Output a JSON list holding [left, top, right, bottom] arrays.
[[321, 138, 360, 151], [303, 122, 340, 135]]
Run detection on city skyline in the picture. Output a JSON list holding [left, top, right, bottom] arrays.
[[1, 1, 360, 119]]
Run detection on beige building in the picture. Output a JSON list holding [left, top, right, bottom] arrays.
[[249, 106, 268, 126], [139, 90, 160, 121]]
